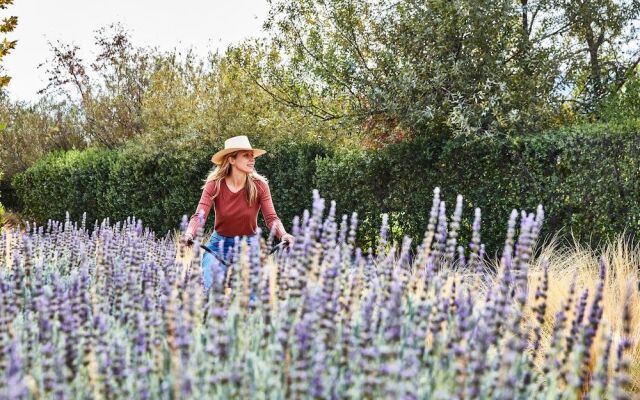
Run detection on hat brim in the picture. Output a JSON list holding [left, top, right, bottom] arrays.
[[211, 148, 267, 165]]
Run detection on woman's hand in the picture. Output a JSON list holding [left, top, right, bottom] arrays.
[[182, 233, 194, 246], [281, 233, 295, 246]]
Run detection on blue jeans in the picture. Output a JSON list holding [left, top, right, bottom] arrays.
[[202, 231, 258, 292]]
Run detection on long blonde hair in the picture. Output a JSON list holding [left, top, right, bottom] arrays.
[[203, 151, 268, 206]]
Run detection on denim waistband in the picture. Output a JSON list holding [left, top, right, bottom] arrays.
[[211, 231, 258, 240]]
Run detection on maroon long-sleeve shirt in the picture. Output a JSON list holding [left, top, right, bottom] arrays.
[[186, 178, 286, 239]]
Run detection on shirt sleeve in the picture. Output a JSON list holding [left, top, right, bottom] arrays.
[[259, 181, 287, 239], [186, 180, 215, 238]]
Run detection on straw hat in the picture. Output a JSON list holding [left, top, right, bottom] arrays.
[[211, 135, 267, 165]]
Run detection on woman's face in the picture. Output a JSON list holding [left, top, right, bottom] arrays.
[[229, 150, 255, 174]]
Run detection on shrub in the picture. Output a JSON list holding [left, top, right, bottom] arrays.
[[12, 149, 116, 226], [0, 189, 636, 398], [315, 120, 640, 254], [12, 120, 640, 253], [12, 138, 331, 237]]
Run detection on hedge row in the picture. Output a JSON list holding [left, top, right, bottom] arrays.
[[8, 120, 640, 254], [315, 122, 640, 253], [9, 138, 331, 239]]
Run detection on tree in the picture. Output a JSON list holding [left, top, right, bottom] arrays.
[[39, 24, 354, 149], [0, 95, 86, 181], [0, 0, 17, 88], [259, 0, 569, 138], [40, 23, 153, 148], [260, 0, 640, 138], [555, 0, 640, 115]]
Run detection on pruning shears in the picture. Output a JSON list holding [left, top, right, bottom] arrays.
[[198, 239, 290, 266]]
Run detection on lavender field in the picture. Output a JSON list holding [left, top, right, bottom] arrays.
[[0, 188, 636, 399]]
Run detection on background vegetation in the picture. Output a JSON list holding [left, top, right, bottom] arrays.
[[10, 118, 639, 255], [1, 1, 639, 397], [1, 0, 640, 250]]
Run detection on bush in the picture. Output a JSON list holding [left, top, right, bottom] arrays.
[[12, 120, 640, 252], [314, 148, 389, 249], [314, 120, 640, 254], [12, 149, 116, 226], [12, 138, 331, 237], [253, 139, 333, 236]]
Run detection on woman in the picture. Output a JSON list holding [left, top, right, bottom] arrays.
[[183, 135, 294, 291]]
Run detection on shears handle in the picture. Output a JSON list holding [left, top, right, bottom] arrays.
[[268, 240, 290, 255]]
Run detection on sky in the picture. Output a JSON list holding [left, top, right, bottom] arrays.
[[2, 0, 271, 102]]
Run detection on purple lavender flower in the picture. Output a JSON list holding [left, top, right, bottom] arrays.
[[445, 195, 463, 266], [468, 207, 482, 272], [2, 339, 28, 400], [348, 212, 359, 246], [433, 201, 448, 264], [377, 213, 390, 257]]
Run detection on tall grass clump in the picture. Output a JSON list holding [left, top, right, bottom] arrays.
[[523, 237, 640, 392], [0, 188, 636, 399]]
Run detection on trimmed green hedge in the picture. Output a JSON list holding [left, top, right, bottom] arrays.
[[11, 120, 640, 253], [315, 121, 640, 253], [11, 139, 331, 238], [11, 149, 116, 226]]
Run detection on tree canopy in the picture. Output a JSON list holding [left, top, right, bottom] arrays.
[[0, 0, 17, 88], [258, 0, 640, 137]]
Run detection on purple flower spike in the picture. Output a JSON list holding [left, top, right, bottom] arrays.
[[445, 195, 463, 267], [377, 213, 390, 257], [611, 283, 634, 398], [179, 215, 188, 233], [348, 212, 359, 246], [500, 209, 518, 271], [433, 201, 448, 264], [457, 245, 466, 268], [3, 339, 28, 400], [427, 187, 441, 234], [588, 332, 612, 399], [338, 214, 348, 246]]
